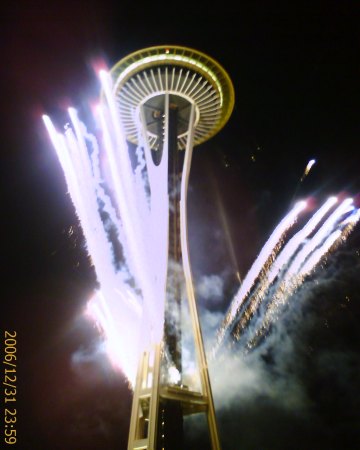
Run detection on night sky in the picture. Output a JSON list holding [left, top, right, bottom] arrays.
[[1, 1, 360, 449]]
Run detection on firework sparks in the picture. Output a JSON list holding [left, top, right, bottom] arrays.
[[223, 197, 359, 351], [43, 70, 171, 384], [230, 197, 339, 339], [212, 200, 307, 356], [251, 220, 355, 348], [285, 198, 354, 278]]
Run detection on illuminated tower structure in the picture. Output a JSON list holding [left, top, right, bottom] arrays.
[[109, 46, 234, 450]]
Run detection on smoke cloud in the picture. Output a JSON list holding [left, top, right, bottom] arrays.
[[196, 237, 360, 449]]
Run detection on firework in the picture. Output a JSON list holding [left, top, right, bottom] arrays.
[[212, 200, 307, 356], [222, 197, 359, 351], [44, 69, 359, 384], [43, 70, 171, 384], [300, 158, 316, 181]]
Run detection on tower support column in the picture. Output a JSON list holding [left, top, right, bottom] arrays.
[[127, 344, 162, 450]]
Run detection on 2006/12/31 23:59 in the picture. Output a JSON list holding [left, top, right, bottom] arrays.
[[3, 331, 17, 445]]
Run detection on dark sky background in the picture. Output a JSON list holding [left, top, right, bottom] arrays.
[[1, 1, 360, 449]]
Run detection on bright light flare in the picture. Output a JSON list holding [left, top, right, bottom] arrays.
[[86, 291, 141, 385]]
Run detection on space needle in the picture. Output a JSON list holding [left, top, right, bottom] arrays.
[[108, 45, 234, 450]]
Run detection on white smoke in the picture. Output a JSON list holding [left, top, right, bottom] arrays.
[[196, 274, 224, 305]]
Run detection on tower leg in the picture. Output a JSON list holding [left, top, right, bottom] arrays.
[[127, 344, 161, 450], [179, 103, 222, 450]]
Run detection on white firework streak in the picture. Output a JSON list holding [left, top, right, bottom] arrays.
[[67, 109, 142, 315], [96, 95, 153, 294], [251, 204, 359, 344], [44, 107, 153, 382], [43, 113, 146, 383], [213, 200, 307, 355], [99, 71, 169, 344], [298, 208, 360, 277], [43, 115, 115, 278], [77, 110, 126, 246], [267, 196, 338, 284], [247, 228, 343, 348], [298, 209, 360, 277], [96, 104, 147, 281], [43, 70, 173, 382], [286, 198, 354, 278], [231, 197, 339, 338], [263, 198, 354, 317], [301, 158, 316, 180]]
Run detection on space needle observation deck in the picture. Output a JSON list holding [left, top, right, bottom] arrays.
[[110, 45, 234, 151]]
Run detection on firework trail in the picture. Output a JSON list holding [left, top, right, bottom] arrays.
[[43, 112, 145, 384], [97, 72, 165, 341], [291, 158, 317, 203], [285, 198, 354, 278], [43, 70, 171, 384], [249, 209, 360, 349], [300, 158, 316, 181], [298, 208, 360, 279], [226, 198, 359, 351], [268, 197, 338, 282], [212, 200, 307, 356], [230, 196, 338, 339], [246, 229, 343, 349]]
